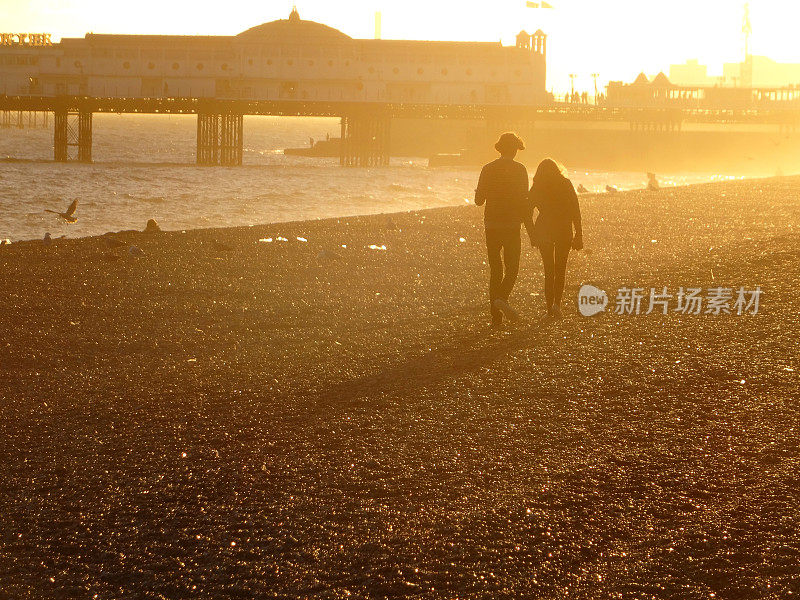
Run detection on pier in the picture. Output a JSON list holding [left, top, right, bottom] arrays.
[[0, 109, 49, 129], [0, 95, 798, 166], [0, 9, 798, 166]]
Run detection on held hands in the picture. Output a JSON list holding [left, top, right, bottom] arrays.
[[523, 218, 540, 248], [572, 234, 584, 251]]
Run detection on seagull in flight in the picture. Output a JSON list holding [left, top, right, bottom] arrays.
[[45, 200, 79, 223]]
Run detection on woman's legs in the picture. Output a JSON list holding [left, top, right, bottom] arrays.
[[538, 242, 556, 310], [553, 240, 571, 307]]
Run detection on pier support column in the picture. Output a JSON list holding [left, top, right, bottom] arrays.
[[629, 109, 682, 133], [340, 112, 391, 167], [197, 112, 243, 166], [483, 108, 530, 150], [0, 110, 46, 129], [197, 113, 219, 166], [220, 113, 244, 166], [54, 108, 92, 163]]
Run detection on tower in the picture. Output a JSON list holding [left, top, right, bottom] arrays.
[[516, 29, 546, 56], [532, 29, 547, 57], [741, 2, 753, 87]]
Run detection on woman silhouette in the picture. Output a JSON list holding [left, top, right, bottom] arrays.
[[527, 159, 583, 317]]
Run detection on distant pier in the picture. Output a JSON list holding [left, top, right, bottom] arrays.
[[0, 95, 798, 166], [0, 9, 797, 166]]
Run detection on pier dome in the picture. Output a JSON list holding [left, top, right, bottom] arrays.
[[237, 8, 352, 43]]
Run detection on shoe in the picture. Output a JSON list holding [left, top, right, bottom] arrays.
[[551, 304, 562, 318], [493, 298, 519, 322]]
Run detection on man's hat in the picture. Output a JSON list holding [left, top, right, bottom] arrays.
[[495, 132, 525, 153]]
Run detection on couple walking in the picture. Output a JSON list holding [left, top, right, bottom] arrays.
[[475, 132, 583, 326]]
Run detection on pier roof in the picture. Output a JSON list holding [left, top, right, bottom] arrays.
[[237, 10, 352, 44]]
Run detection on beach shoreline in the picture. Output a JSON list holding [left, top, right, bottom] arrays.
[[2, 173, 777, 246], [0, 120, 767, 244], [1, 176, 799, 598]]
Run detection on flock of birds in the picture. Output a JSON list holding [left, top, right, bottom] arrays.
[[36, 199, 236, 257], [576, 173, 660, 196], [39, 199, 150, 256], [6, 174, 665, 252]]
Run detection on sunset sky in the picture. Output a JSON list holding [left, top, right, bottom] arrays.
[[3, 0, 799, 93]]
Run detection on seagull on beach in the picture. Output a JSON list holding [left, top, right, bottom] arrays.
[[43, 232, 52, 246], [647, 173, 660, 191], [45, 199, 78, 223], [128, 245, 145, 257], [605, 185, 619, 194], [104, 236, 125, 249], [576, 184, 589, 194]]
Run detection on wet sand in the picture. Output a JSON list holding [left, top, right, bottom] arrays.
[[1, 177, 799, 599]]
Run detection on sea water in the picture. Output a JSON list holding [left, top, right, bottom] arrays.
[[0, 113, 747, 241]]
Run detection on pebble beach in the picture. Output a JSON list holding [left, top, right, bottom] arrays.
[[1, 176, 799, 598]]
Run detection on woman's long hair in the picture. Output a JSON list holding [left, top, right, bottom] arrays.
[[532, 158, 568, 187]]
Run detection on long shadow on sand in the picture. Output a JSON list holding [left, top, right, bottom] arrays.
[[316, 316, 558, 403]]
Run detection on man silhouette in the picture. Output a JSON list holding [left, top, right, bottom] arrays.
[[475, 132, 530, 327]]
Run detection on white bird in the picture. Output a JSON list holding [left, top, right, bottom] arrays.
[[43, 232, 52, 246], [45, 199, 78, 223]]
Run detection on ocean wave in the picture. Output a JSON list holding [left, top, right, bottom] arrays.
[[0, 157, 50, 164], [124, 194, 166, 204]]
